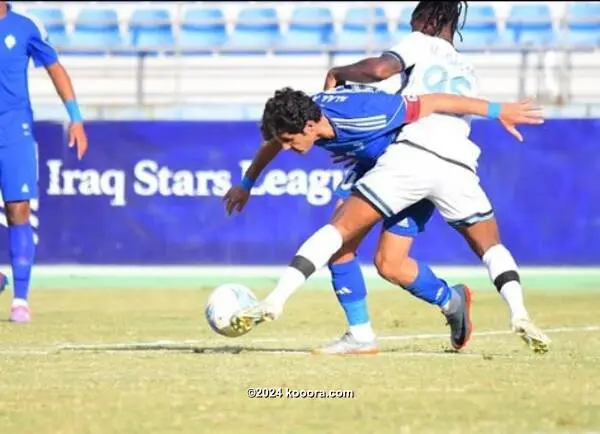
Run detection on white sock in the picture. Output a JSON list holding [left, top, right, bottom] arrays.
[[482, 244, 529, 320], [349, 323, 376, 342], [265, 224, 343, 312], [12, 298, 28, 307]]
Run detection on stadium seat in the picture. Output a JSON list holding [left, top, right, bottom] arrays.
[[26, 8, 69, 48], [563, 2, 600, 47], [275, 7, 333, 55], [128, 8, 175, 55], [455, 4, 500, 50], [389, 6, 414, 44], [506, 4, 556, 46], [178, 7, 227, 55], [333, 6, 392, 54], [221, 7, 281, 55], [68, 9, 123, 55]]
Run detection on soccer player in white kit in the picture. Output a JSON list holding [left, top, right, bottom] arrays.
[[233, 1, 551, 354]]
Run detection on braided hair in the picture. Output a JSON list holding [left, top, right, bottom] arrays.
[[411, 1, 468, 42]]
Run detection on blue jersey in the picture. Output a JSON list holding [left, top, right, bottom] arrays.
[[313, 84, 420, 164], [0, 4, 58, 145]]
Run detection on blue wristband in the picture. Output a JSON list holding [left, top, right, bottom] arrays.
[[65, 99, 83, 123], [487, 102, 502, 119], [240, 176, 254, 191]]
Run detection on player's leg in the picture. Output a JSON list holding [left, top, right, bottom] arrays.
[[0, 141, 38, 323], [453, 218, 550, 353], [320, 166, 378, 353], [432, 160, 550, 353], [230, 191, 382, 333], [230, 143, 429, 334], [374, 200, 473, 350], [316, 225, 379, 355]]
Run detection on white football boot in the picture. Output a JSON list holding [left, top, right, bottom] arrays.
[[511, 317, 551, 354], [229, 301, 281, 334]]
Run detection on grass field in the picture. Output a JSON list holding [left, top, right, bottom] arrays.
[[1, 271, 599, 434]]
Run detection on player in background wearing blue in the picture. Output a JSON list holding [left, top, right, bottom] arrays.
[[0, 1, 88, 322], [226, 85, 543, 352]]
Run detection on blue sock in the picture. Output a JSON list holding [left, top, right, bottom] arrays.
[[329, 258, 369, 326], [405, 261, 452, 307], [9, 223, 35, 302]]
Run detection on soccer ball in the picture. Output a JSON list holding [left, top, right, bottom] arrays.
[[205, 283, 257, 338]]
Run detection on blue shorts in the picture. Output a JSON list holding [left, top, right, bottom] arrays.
[[333, 162, 434, 237], [0, 140, 38, 202]]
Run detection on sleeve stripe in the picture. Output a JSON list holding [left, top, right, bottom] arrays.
[[381, 50, 406, 71]]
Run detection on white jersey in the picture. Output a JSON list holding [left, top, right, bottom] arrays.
[[385, 31, 481, 171]]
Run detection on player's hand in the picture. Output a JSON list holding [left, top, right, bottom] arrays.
[[68, 122, 88, 160], [499, 99, 544, 142], [331, 153, 357, 169], [323, 71, 346, 91], [223, 185, 251, 215], [323, 72, 338, 91]]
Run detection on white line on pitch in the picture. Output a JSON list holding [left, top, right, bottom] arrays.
[[51, 324, 600, 351], [2, 325, 597, 355]]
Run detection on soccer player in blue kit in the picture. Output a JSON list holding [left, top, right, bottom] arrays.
[[0, 1, 88, 322], [225, 84, 543, 352]]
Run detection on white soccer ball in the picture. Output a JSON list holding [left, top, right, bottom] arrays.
[[205, 283, 258, 338]]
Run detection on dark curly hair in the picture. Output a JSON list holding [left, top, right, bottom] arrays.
[[260, 87, 322, 142], [412, 1, 468, 42]]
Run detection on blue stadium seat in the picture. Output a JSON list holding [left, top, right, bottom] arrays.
[[333, 6, 392, 54], [69, 9, 123, 55], [26, 8, 69, 48], [456, 4, 500, 49], [221, 7, 280, 55], [563, 2, 600, 46], [506, 4, 556, 46], [389, 6, 414, 44], [275, 7, 333, 55], [178, 7, 227, 54], [128, 8, 175, 55]]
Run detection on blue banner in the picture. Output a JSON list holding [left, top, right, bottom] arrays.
[[1, 119, 598, 265]]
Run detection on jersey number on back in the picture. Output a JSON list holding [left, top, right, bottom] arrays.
[[422, 65, 472, 96]]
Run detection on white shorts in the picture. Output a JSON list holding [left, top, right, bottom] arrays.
[[354, 142, 494, 227]]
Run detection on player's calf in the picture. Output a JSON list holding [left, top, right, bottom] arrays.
[[375, 247, 473, 350], [328, 258, 376, 343], [5, 201, 35, 322], [456, 219, 551, 352], [455, 218, 528, 320]]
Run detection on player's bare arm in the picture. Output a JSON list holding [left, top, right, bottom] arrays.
[[417, 93, 544, 142], [223, 139, 281, 215], [45, 62, 88, 160], [324, 54, 403, 90]]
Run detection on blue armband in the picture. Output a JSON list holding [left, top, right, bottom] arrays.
[[240, 175, 254, 191], [486, 102, 502, 119], [64, 99, 83, 123]]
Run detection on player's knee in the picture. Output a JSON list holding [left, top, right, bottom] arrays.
[[5, 201, 30, 226], [374, 251, 412, 287], [457, 218, 501, 258], [329, 248, 356, 267]]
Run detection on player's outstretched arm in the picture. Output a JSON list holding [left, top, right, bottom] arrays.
[[223, 140, 281, 215], [45, 63, 88, 159], [417, 93, 545, 142]]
